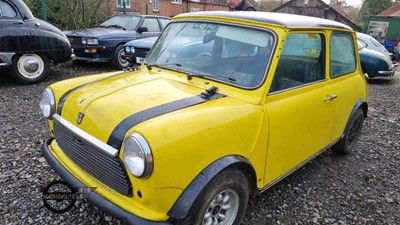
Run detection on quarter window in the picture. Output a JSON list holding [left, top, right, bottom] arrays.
[[270, 33, 325, 93], [330, 32, 356, 78]]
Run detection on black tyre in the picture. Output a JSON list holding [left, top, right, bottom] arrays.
[[111, 44, 131, 69], [11, 53, 50, 84], [175, 169, 249, 225], [332, 108, 365, 155]]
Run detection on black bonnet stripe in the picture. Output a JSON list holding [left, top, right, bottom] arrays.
[[107, 93, 225, 150]]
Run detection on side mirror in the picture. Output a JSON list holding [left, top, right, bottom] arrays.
[[137, 27, 148, 33]]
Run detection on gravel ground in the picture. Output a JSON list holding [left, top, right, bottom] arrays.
[[1, 61, 399, 225]]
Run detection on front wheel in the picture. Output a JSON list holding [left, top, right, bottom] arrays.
[[11, 53, 50, 84], [332, 108, 365, 155], [111, 45, 131, 69], [175, 169, 249, 225]]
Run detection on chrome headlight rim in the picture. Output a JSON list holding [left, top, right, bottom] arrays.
[[125, 46, 131, 53], [122, 133, 153, 178], [39, 88, 56, 119]]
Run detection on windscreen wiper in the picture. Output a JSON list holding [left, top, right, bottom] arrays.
[[147, 63, 182, 70], [187, 73, 236, 82], [107, 24, 125, 30]]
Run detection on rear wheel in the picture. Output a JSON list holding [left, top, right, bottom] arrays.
[[11, 53, 50, 84], [332, 108, 365, 155], [175, 169, 249, 225], [111, 45, 131, 69]]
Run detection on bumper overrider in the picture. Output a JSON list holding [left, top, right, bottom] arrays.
[[379, 63, 398, 76], [41, 138, 171, 225]]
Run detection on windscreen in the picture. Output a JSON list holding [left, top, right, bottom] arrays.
[[146, 22, 275, 88]]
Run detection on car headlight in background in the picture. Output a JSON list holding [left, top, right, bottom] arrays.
[[82, 38, 98, 45], [122, 133, 153, 178], [39, 88, 56, 119], [125, 46, 135, 54]]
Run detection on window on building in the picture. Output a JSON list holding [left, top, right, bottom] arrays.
[[330, 32, 356, 78], [191, 8, 200, 12], [270, 33, 325, 92], [117, 0, 131, 8], [171, 0, 182, 4], [153, 0, 159, 11]]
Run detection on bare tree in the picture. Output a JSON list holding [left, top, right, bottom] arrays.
[[25, 0, 108, 30]]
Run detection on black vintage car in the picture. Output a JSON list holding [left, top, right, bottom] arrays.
[[0, 0, 71, 84], [64, 15, 169, 69]]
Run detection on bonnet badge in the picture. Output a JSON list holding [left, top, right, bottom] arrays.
[[77, 112, 84, 124]]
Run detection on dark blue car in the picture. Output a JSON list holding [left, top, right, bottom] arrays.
[[64, 15, 169, 69]]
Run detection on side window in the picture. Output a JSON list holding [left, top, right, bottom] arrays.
[[270, 33, 325, 93], [141, 18, 161, 32], [0, 1, 17, 18], [159, 18, 169, 29], [330, 32, 356, 78]]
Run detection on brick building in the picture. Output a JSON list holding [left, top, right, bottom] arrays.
[[107, 0, 228, 17]]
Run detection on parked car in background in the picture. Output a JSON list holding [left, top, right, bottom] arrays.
[[123, 36, 157, 66], [358, 40, 397, 78], [40, 11, 368, 225], [0, 0, 71, 84], [64, 15, 169, 69], [356, 32, 392, 61]]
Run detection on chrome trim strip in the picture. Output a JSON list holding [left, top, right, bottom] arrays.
[[260, 140, 338, 192], [53, 114, 118, 157]]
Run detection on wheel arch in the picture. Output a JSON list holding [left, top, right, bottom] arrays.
[[342, 99, 368, 138], [167, 155, 257, 220]]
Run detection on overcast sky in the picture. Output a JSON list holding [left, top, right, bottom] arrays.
[[322, 0, 362, 7]]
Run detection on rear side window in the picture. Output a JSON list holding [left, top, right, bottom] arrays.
[[270, 33, 325, 93], [0, 1, 17, 17], [330, 32, 356, 78]]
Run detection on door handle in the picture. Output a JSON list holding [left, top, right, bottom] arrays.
[[324, 94, 337, 101]]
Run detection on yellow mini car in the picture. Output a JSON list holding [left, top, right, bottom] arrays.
[[40, 11, 368, 225]]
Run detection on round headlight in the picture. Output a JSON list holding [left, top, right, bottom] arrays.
[[125, 46, 131, 53], [122, 133, 153, 178], [39, 88, 56, 119], [130, 47, 135, 54]]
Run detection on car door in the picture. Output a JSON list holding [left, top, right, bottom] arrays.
[[0, 0, 27, 52], [263, 32, 338, 185], [328, 31, 365, 140]]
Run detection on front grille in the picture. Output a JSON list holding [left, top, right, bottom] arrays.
[[134, 48, 150, 58], [53, 116, 132, 196], [67, 36, 82, 45]]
